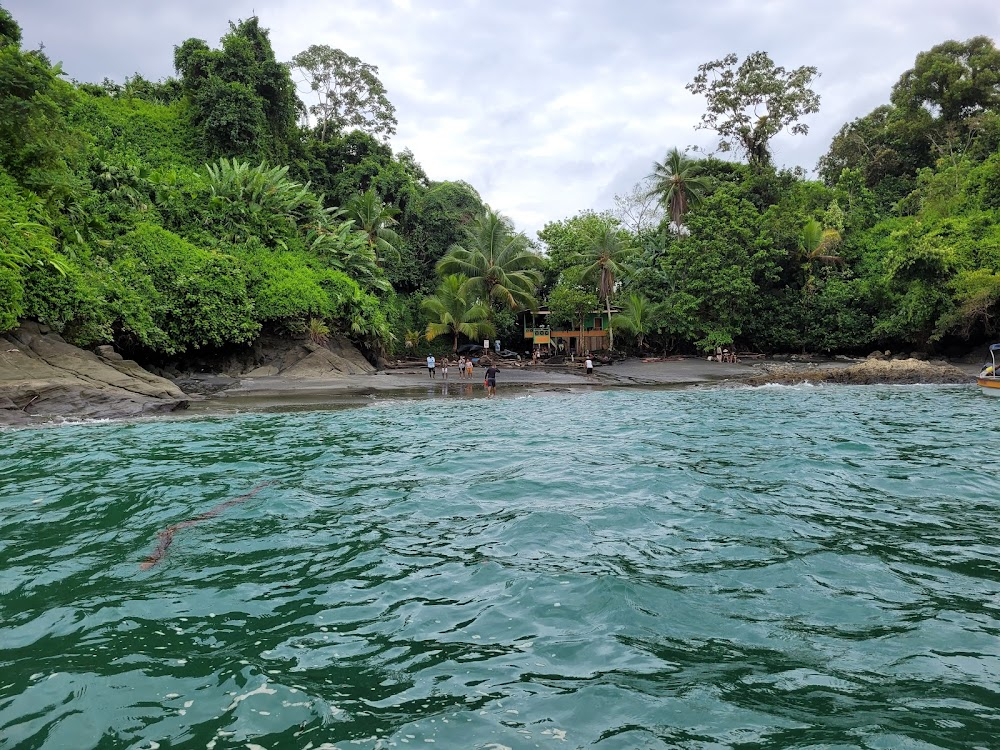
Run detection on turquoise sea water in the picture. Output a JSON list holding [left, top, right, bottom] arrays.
[[1, 385, 999, 749]]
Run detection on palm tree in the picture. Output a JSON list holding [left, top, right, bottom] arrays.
[[800, 218, 843, 268], [610, 293, 661, 350], [436, 208, 542, 310], [423, 274, 496, 352], [799, 218, 845, 290], [577, 221, 631, 349], [346, 187, 403, 265], [645, 148, 711, 230], [799, 218, 844, 352]]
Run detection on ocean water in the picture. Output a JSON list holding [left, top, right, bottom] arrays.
[[1, 385, 998, 750]]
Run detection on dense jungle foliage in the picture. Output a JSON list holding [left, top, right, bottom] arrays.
[[1, 4, 998, 361]]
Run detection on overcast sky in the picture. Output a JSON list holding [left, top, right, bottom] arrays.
[[5, 0, 994, 236]]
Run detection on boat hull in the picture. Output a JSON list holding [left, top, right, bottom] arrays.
[[977, 376, 1000, 395]]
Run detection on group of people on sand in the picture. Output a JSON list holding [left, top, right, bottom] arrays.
[[714, 347, 739, 363], [427, 354, 498, 397], [426, 354, 475, 380]]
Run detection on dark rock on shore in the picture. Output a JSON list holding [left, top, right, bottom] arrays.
[[746, 358, 971, 386], [0, 322, 190, 427], [149, 333, 375, 381]]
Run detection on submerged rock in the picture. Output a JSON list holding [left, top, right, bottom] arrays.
[[0, 322, 190, 426]]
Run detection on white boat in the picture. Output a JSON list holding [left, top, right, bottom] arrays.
[[977, 344, 1000, 396]]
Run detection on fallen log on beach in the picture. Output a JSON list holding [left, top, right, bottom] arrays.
[[139, 481, 275, 569]]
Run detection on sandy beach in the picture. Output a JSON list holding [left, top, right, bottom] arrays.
[[186, 355, 984, 416]]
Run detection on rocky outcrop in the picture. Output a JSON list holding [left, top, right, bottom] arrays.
[[0, 322, 190, 427], [746, 358, 972, 386], [242, 336, 375, 378]]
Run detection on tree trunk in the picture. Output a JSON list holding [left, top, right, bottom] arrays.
[[606, 296, 614, 350]]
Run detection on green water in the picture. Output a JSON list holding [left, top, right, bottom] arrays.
[[1, 385, 998, 749]]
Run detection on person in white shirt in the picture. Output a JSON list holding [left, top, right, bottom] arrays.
[[427, 354, 435, 378], [585, 356, 594, 375]]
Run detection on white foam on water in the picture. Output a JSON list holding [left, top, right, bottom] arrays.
[[227, 682, 277, 711]]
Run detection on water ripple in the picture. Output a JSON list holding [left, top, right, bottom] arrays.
[[1, 385, 999, 748]]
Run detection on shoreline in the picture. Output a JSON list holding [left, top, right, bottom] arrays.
[[1, 351, 982, 429], [183, 355, 979, 418]]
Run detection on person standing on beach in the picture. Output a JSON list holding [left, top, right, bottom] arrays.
[[458, 356, 466, 379], [466, 357, 474, 378], [427, 354, 435, 378], [442, 359, 449, 380], [585, 356, 593, 375], [484, 363, 498, 398]]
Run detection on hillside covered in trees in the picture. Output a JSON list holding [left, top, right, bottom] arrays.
[[1, 4, 998, 362]]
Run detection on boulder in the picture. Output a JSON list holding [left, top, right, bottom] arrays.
[[242, 335, 375, 379], [0, 322, 190, 426]]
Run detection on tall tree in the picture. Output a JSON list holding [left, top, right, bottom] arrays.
[[174, 17, 300, 161], [437, 208, 542, 310], [290, 45, 397, 141], [816, 104, 933, 190], [687, 51, 820, 167], [423, 274, 495, 352], [645, 148, 712, 230], [891, 36, 1000, 124]]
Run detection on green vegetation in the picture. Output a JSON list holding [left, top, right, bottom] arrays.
[[1, 2, 999, 364]]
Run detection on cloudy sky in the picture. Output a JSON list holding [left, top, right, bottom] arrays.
[[5, 0, 993, 235]]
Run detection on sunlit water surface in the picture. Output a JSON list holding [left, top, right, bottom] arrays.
[[1, 385, 998, 749]]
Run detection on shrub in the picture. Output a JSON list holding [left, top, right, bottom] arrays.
[[0, 264, 24, 332], [115, 223, 259, 352]]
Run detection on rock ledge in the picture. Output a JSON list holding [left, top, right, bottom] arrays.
[[746, 358, 971, 386], [1, 322, 190, 427]]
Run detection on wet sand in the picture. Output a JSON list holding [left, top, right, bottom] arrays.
[[184, 356, 981, 416], [186, 358, 765, 415]]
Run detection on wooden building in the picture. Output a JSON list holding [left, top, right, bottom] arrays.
[[520, 308, 616, 354]]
